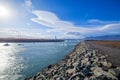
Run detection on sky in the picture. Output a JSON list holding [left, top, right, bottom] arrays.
[[0, 0, 120, 39]]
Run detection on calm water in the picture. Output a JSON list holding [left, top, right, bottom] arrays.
[[0, 41, 79, 80]]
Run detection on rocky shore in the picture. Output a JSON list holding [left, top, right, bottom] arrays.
[[26, 41, 120, 80]]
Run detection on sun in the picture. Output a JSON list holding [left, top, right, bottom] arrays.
[[0, 5, 11, 20]]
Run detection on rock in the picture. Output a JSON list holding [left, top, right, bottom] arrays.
[[56, 76, 65, 80], [68, 72, 84, 80], [96, 75, 109, 80], [66, 65, 74, 70], [65, 55, 70, 59], [81, 58, 88, 64], [92, 67, 103, 76], [84, 58, 89, 62], [92, 57, 99, 65], [36, 72, 42, 76], [94, 57, 99, 62], [25, 42, 120, 80], [48, 64, 53, 69], [53, 74, 58, 79], [76, 63, 84, 71], [84, 77, 89, 80], [93, 50, 97, 54], [53, 70, 58, 75], [81, 69, 92, 76], [108, 69, 117, 76], [116, 67, 120, 71], [93, 53, 96, 57], [76, 51, 80, 54], [86, 61, 90, 66], [109, 68, 120, 79], [36, 74, 46, 80], [101, 61, 112, 68], [100, 55, 106, 59], [73, 62, 78, 67], [89, 75, 97, 80], [46, 70, 52, 74], [66, 68, 75, 74], [102, 66, 109, 71], [93, 67, 118, 80], [86, 64, 92, 70]]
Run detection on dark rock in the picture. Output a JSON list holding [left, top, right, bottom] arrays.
[[102, 66, 109, 71], [25, 77, 32, 80], [57, 76, 65, 80], [76, 63, 84, 71], [96, 75, 109, 80], [81, 69, 92, 77], [65, 55, 70, 59], [66, 65, 74, 70], [86, 65, 92, 70], [97, 63, 103, 67], [68, 72, 84, 80], [48, 64, 53, 68]]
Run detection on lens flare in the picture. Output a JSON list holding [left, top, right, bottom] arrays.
[[0, 4, 12, 20]]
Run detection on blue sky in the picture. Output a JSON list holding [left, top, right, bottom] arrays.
[[0, 0, 120, 39], [32, 0, 120, 22]]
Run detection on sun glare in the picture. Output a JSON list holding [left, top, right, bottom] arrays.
[[0, 5, 11, 20]]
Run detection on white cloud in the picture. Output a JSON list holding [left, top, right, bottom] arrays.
[[21, 0, 119, 39], [31, 10, 120, 38], [0, 0, 119, 39], [31, 10, 95, 33], [88, 19, 104, 24], [99, 23, 120, 31]]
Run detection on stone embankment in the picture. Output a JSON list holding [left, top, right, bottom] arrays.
[[26, 42, 120, 80]]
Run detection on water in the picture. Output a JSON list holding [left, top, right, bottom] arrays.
[[0, 41, 79, 80]]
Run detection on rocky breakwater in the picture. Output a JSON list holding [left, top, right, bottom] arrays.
[[26, 42, 120, 80]]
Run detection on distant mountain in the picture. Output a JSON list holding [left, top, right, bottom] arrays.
[[85, 35, 120, 41]]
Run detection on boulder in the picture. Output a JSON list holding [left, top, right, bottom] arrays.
[[68, 72, 84, 80], [93, 67, 118, 80], [36, 74, 46, 80], [101, 61, 112, 68], [108, 69, 117, 76], [66, 68, 75, 74], [56, 76, 65, 80], [89, 75, 97, 80], [81, 69, 92, 76], [84, 77, 89, 80]]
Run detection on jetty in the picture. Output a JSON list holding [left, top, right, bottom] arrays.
[[26, 41, 120, 80]]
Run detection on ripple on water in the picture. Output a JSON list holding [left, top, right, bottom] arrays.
[[0, 42, 79, 80]]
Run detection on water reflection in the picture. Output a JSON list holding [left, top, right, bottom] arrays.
[[0, 42, 78, 80], [0, 43, 23, 80]]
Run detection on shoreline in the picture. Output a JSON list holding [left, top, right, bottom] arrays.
[[0, 38, 64, 42], [26, 41, 120, 80]]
